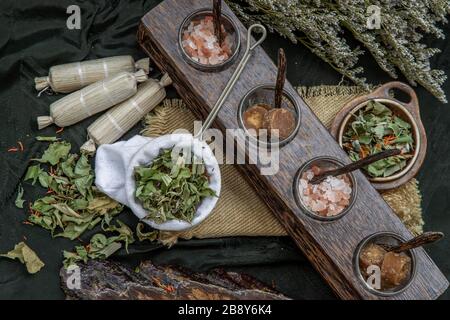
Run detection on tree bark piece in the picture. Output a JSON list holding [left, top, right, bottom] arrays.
[[60, 260, 289, 300]]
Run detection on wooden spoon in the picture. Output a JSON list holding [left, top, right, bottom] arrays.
[[274, 48, 286, 110], [213, 0, 223, 46], [310, 148, 401, 184], [379, 232, 444, 253]]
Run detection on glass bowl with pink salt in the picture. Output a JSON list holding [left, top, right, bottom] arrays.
[[178, 9, 240, 72], [294, 157, 357, 220]]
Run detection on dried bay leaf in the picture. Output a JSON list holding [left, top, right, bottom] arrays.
[[36, 136, 59, 142], [15, 185, 25, 209], [136, 223, 158, 242], [24, 141, 123, 240], [35, 141, 71, 165], [0, 242, 44, 274], [24, 165, 43, 185]]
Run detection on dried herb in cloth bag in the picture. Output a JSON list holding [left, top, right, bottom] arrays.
[[80, 74, 172, 154], [35, 56, 150, 94], [134, 149, 217, 224], [37, 70, 148, 129]]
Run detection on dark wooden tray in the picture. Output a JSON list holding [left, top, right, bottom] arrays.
[[138, 0, 448, 299]]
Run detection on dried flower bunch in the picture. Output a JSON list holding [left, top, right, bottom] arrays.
[[227, 0, 450, 102]]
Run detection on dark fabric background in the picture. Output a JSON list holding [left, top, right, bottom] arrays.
[[0, 0, 448, 300]]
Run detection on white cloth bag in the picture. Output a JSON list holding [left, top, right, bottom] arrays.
[[95, 134, 221, 231]]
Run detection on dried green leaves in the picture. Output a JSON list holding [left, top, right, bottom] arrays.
[[134, 149, 216, 224], [343, 101, 414, 178], [15, 185, 25, 208], [36, 136, 59, 142], [24, 141, 123, 240], [0, 242, 45, 274], [34, 141, 71, 165], [20, 140, 160, 269], [136, 222, 158, 242]]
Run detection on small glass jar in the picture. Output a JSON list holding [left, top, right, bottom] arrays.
[[178, 8, 241, 72], [354, 232, 416, 296], [238, 84, 301, 147], [293, 156, 357, 221]]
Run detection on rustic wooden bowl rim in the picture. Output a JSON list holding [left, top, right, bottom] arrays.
[[293, 156, 358, 222], [337, 98, 421, 182], [354, 231, 417, 297], [177, 8, 241, 72]]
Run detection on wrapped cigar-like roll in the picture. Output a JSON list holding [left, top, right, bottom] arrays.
[[80, 74, 172, 154], [35, 56, 150, 93], [37, 70, 148, 130]]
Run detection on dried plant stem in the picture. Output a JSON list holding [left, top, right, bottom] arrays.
[[227, 0, 449, 103]]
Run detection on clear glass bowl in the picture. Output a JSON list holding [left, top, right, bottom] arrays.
[[293, 157, 357, 221], [178, 8, 241, 72], [354, 232, 416, 296], [238, 84, 301, 147]]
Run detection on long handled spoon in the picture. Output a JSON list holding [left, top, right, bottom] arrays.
[[195, 24, 267, 140], [274, 48, 286, 110], [310, 148, 401, 184], [213, 0, 223, 46], [379, 231, 444, 253]]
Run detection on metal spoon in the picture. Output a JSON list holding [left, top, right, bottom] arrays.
[[195, 24, 267, 140]]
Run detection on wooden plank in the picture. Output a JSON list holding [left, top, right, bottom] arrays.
[[138, 0, 448, 299]]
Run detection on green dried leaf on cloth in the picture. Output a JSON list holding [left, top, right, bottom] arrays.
[[15, 184, 25, 208], [36, 136, 59, 142], [1, 242, 45, 274], [34, 141, 71, 165], [24, 165, 43, 185], [63, 220, 136, 268], [25, 141, 124, 240], [136, 223, 158, 242]]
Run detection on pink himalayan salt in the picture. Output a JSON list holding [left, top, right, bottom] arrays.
[[299, 165, 352, 217], [182, 15, 234, 65]]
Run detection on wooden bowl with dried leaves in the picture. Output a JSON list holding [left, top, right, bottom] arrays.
[[331, 82, 427, 190]]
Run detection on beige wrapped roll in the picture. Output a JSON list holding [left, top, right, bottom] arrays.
[[35, 56, 150, 93], [37, 70, 148, 130], [80, 74, 172, 154]]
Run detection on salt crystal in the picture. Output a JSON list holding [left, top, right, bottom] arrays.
[[182, 16, 234, 66], [299, 164, 352, 217]]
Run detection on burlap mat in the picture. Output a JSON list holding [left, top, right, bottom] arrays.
[[141, 86, 424, 245]]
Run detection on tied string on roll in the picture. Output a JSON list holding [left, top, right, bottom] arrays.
[[37, 70, 148, 130], [80, 73, 172, 154]]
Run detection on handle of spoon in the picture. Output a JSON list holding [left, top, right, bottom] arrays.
[[310, 148, 401, 184], [195, 24, 267, 140], [274, 48, 286, 109], [213, 0, 223, 46], [390, 232, 444, 253]]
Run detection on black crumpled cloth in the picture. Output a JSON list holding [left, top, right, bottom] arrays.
[[0, 0, 448, 300]]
